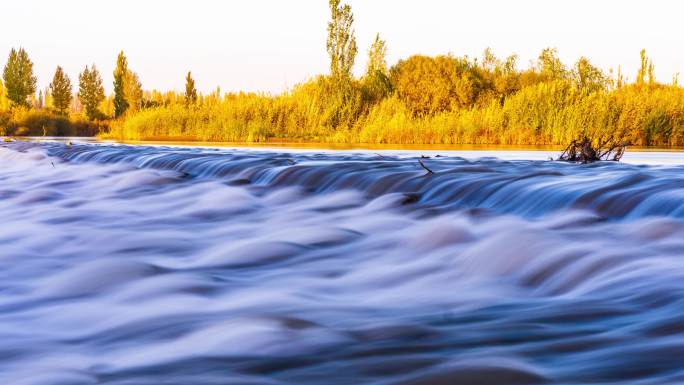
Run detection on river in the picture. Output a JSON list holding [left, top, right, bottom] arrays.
[[1, 139, 683, 384]]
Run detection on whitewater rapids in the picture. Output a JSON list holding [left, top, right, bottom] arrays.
[[1, 140, 684, 385]]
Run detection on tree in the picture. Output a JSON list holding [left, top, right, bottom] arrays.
[[2, 48, 37, 107], [616, 65, 624, 89], [113, 51, 129, 117], [573, 57, 606, 93], [537, 48, 568, 81], [0, 79, 8, 110], [366, 33, 388, 77], [43, 86, 52, 109], [636, 49, 654, 86], [361, 33, 391, 101], [49, 66, 72, 115], [390, 55, 485, 115], [37, 90, 44, 109], [478, 49, 521, 103], [124, 70, 143, 112], [648, 60, 656, 85], [78, 64, 105, 120], [185, 71, 198, 105], [326, 0, 357, 81]]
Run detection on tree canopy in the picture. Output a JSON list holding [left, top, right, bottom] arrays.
[[50, 66, 72, 115], [113, 51, 129, 117], [185, 71, 198, 105], [326, 0, 357, 81], [78, 64, 105, 120], [2, 48, 37, 107]]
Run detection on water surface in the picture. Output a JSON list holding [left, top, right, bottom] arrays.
[[1, 140, 683, 385]]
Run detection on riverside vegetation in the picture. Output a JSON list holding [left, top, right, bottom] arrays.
[[1, 0, 683, 146]]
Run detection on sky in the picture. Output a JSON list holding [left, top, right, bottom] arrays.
[[2, 0, 683, 95]]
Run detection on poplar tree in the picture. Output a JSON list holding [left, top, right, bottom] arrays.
[[50, 66, 72, 115], [573, 57, 606, 93], [185, 71, 198, 105], [124, 70, 143, 112], [637, 49, 648, 86], [113, 51, 129, 117], [78, 65, 105, 120], [648, 61, 655, 85], [44, 86, 52, 109], [0, 79, 7, 110], [362, 33, 391, 101], [326, 0, 357, 81], [616, 65, 624, 89], [537, 48, 567, 81], [366, 33, 388, 77], [2, 48, 37, 107]]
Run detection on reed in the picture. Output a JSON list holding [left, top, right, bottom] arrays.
[[104, 79, 684, 146]]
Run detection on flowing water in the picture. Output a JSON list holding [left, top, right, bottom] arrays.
[[1, 140, 684, 385]]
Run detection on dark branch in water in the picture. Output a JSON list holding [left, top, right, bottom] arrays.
[[401, 193, 420, 205], [418, 159, 434, 175], [557, 136, 627, 163]]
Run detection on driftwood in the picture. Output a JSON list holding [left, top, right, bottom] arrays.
[[418, 159, 434, 175], [557, 136, 627, 163]]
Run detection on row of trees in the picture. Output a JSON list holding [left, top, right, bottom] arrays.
[[1, 48, 104, 119], [0, 47, 195, 120], [0, 46, 202, 136]]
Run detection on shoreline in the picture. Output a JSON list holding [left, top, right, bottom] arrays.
[[7, 136, 684, 153]]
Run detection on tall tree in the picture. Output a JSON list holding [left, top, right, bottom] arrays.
[[2, 48, 37, 107], [536, 48, 567, 81], [616, 65, 624, 89], [326, 0, 357, 81], [573, 57, 606, 93], [37, 90, 44, 109], [43, 86, 52, 109], [113, 51, 129, 117], [185, 71, 197, 105], [637, 49, 648, 86], [78, 64, 105, 120], [124, 70, 143, 113], [49, 66, 72, 115], [648, 60, 656, 85], [0, 79, 7, 110], [362, 33, 391, 101], [366, 33, 388, 77]]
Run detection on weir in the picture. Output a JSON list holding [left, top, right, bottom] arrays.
[[1, 141, 684, 385]]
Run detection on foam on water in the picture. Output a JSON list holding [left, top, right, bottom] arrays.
[[1, 140, 684, 384]]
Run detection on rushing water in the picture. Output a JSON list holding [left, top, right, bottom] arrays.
[[1, 140, 684, 385]]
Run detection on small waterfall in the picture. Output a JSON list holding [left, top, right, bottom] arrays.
[[1, 140, 683, 385]]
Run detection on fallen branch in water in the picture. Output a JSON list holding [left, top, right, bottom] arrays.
[[557, 136, 627, 163], [418, 159, 434, 175]]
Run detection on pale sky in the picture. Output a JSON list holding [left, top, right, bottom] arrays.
[[2, 0, 683, 95]]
